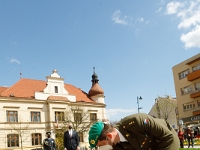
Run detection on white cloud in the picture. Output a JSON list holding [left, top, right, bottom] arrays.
[[146, 20, 150, 25], [111, 10, 146, 29], [137, 17, 144, 22], [112, 10, 128, 25], [180, 25, 200, 49], [10, 58, 20, 64], [160, 0, 165, 5], [106, 108, 137, 121], [156, 7, 162, 13], [177, 2, 200, 29], [166, 1, 184, 14], [165, 0, 200, 49]]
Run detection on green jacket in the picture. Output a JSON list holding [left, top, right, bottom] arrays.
[[113, 113, 179, 150]]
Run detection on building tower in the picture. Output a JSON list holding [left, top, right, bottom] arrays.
[[88, 67, 105, 104]]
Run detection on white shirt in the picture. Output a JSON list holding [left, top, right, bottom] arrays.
[[68, 129, 73, 136], [116, 129, 127, 142]]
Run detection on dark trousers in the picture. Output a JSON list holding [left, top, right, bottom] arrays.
[[179, 139, 184, 148], [187, 137, 194, 148]]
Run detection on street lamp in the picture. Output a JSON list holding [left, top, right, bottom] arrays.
[[137, 96, 143, 113]]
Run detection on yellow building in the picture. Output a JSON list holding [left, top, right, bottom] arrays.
[[0, 69, 106, 150], [172, 53, 200, 126]]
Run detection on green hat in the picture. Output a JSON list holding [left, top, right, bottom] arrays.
[[88, 121, 104, 148]]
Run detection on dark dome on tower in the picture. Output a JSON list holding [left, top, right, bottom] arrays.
[[88, 67, 104, 97]]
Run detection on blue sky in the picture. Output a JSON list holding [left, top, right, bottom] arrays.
[[0, 0, 199, 121]]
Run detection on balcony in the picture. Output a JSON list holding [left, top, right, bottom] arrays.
[[187, 69, 200, 81], [193, 110, 200, 116], [190, 89, 200, 98]]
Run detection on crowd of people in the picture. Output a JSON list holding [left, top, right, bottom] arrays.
[[177, 125, 200, 148]]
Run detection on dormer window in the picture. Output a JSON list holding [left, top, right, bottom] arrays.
[[55, 86, 58, 93]]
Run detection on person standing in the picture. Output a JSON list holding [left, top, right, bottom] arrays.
[[186, 125, 194, 148], [64, 122, 79, 150], [178, 127, 184, 148], [88, 113, 180, 150], [43, 132, 56, 150]]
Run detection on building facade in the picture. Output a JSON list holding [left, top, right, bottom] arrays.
[[172, 53, 200, 127], [148, 96, 178, 129], [0, 69, 106, 150]]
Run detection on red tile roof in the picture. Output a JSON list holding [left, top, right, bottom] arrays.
[[0, 87, 8, 94], [65, 84, 94, 102], [0, 78, 94, 103]]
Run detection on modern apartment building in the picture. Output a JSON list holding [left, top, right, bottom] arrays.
[[0, 69, 106, 150], [172, 53, 200, 127]]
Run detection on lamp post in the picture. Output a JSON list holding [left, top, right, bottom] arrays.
[[137, 96, 143, 113]]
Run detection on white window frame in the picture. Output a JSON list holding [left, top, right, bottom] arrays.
[[178, 69, 190, 80], [183, 102, 195, 111], [181, 85, 193, 95]]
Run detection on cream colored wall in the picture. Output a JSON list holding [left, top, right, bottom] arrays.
[[0, 98, 106, 149], [0, 100, 47, 149], [172, 53, 200, 121], [0, 70, 107, 149], [173, 63, 192, 119], [44, 78, 67, 94], [91, 96, 105, 104]]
